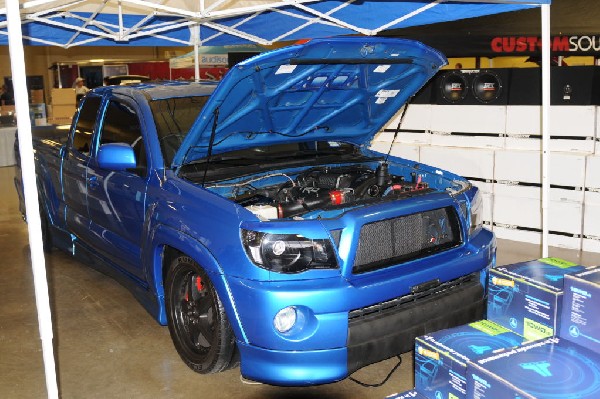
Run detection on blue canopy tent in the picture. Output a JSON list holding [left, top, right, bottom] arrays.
[[2, 1, 552, 397], [0, 1, 548, 47]]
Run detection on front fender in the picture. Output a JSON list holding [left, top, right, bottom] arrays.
[[143, 223, 248, 343]]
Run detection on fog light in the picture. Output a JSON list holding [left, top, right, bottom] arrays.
[[274, 306, 297, 333]]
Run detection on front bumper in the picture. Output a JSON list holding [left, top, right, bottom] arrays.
[[228, 229, 495, 386]]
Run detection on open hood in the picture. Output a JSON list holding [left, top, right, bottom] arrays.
[[172, 37, 446, 169]]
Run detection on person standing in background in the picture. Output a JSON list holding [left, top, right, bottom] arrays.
[[73, 77, 89, 102]]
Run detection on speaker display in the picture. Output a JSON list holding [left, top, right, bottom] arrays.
[[435, 69, 510, 105], [417, 66, 600, 106], [508, 68, 541, 105], [550, 66, 600, 105], [472, 70, 503, 103], [439, 71, 468, 103]]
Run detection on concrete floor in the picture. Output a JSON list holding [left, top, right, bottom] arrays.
[[2, 165, 600, 399]]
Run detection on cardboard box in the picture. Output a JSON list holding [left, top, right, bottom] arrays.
[[29, 103, 47, 126], [414, 320, 525, 399], [1, 105, 16, 114], [560, 265, 600, 354], [51, 88, 76, 105], [385, 389, 427, 399], [467, 337, 600, 399], [51, 104, 75, 119], [30, 89, 44, 104], [487, 258, 586, 340], [47, 117, 72, 126]]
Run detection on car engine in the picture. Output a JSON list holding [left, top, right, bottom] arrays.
[[228, 164, 432, 220]]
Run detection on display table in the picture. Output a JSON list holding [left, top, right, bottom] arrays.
[[0, 126, 17, 167]]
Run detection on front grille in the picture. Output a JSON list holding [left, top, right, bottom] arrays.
[[352, 206, 461, 274]]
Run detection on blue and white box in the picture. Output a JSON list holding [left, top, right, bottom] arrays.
[[414, 320, 524, 399], [487, 257, 586, 340], [468, 336, 600, 399], [560, 265, 600, 354], [385, 389, 427, 399]]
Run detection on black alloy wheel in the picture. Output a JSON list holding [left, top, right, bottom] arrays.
[[165, 255, 236, 374]]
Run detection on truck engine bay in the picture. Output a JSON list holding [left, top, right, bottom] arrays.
[[205, 163, 447, 221]]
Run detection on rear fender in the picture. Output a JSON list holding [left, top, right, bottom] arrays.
[[144, 223, 248, 343]]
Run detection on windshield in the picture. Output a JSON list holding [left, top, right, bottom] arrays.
[[150, 96, 209, 165]]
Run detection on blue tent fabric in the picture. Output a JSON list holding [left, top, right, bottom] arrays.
[[0, 1, 550, 48], [199, 2, 542, 46]]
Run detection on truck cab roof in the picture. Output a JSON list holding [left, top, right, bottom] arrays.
[[91, 80, 218, 101]]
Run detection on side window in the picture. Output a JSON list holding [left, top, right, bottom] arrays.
[[99, 100, 147, 176], [72, 96, 102, 155]]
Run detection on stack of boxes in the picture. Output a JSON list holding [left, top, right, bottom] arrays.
[[387, 258, 600, 399], [49, 88, 76, 124], [29, 88, 47, 126], [370, 103, 600, 253]]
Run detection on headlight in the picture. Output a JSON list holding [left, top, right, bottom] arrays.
[[241, 229, 338, 273], [469, 189, 484, 235]]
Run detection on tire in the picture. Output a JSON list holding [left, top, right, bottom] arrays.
[[165, 255, 236, 374]]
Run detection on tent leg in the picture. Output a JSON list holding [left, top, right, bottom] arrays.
[[6, 0, 59, 398], [541, 4, 551, 258], [193, 24, 200, 82]]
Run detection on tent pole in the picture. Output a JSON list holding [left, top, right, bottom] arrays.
[[193, 24, 200, 82], [6, 0, 59, 398], [541, 3, 550, 258]]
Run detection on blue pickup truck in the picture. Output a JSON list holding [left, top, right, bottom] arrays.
[[15, 37, 495, 386]]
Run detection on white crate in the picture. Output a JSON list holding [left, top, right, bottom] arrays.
[[369, 141, 392, 154], [395, 132, 432, 145], [493, 184, 583, 234], [550, 200, 584, 235], [372, 131, 394, 143], [375, 129, 431, 145], [548, 234, 581, 250], [582, 238, 600, 253], [585, 155, 600, 189], [368, 142, 421, 162], [471, 180, 493, 194], [583, 192, 600, 238], [386, 104, 432, 131], [495, 150, 540, 184], [494, 192, 540, 229], [585, 190, 600, 205], [494, 226, 581, 250], [430, 133, 505, 149], [506, 105, 596, 137], [389, 143, 420, 161], [551, 152, 587, 188], [420, 146, 495, 180], [494, 150, 585, 187], [429, 105, 506, 134], [504, 136, 595, 153], [482, 192, 493, 224], [505, 106, 540, 136], [494, 184, 583, 202], [550, 138, 596, 154]]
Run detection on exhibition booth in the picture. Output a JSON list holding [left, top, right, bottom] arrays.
[[8, 1, 600, 399]]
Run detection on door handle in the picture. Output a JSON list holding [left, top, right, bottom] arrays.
[[88, 175, 99, 189]]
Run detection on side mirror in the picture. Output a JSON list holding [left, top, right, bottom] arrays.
[[97, 143, 136, 171]]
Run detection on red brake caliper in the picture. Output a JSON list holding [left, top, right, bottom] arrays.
[[184, 276, 204, 302]]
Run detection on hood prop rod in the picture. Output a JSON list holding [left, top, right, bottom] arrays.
[[202, 106, 220, 187], [384, 96, 412, 165]]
